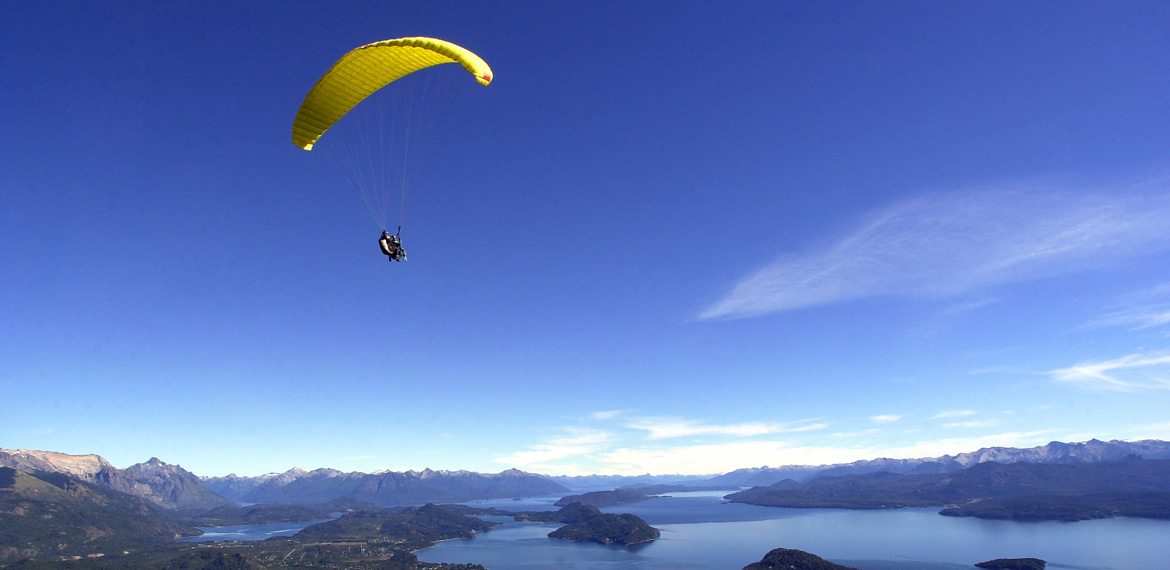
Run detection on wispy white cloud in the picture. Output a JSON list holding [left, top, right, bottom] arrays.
[[1049, 352, 1170, 392], [593, 431, 1058, 475], [514, 463, 595, 477], [876, 431, 1058, 461], [597, 441, 875, 475], [1124, 422, 1170, 440], [591, 410, 628, 420], [497, 409, 1069, 476], [700, 181, 1170, 320], [1084, 283, 1170, 331], [931, 410, 977, 420], [499, 412, 1064, 475], [944, 419, 1001, 429], [869, 414, 902, 423], [1090, 307, 1170, 330], [941, 298, 1001, 315], [494, 428, 614, 468], [831, 429, 880, 438], [624, 417, 828, 440]]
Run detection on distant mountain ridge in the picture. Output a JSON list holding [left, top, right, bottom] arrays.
[[7, 438, 1167, 510], [550, 473, 713, 490], [203, 466, 570, 506], [725, 458, 1170, 521], [0, 449, 229, 511], [704, 439, 1170, 487]]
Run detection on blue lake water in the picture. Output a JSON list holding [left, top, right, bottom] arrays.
[[414, 492, 1170, 570], [178, 518, 333, 542]]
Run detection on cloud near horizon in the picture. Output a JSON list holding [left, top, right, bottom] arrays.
[[591, 410, 627, 420], [493, 428, 614, 468], [931, 410, 977, 419], [492, 409, 1076, 476], [499, 430, 1066, 476], [597, 441, 875, 475], [700, 179, 1170, 320], [944, 419, 1001, 429], [1049, 352, 1170, 392], [624, 417, 828, 439], [494, 414, 830, 474]]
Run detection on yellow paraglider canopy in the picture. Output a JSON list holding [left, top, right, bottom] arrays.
[[292, 37, 492, 151]]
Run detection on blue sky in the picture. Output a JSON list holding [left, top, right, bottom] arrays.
[[3, 1, 1170, 477]]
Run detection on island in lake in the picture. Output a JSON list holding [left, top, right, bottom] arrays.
[[554, 484, 736, 507], [975, 558, 1046, 570], [741, 548, 860, 570], [516, 502, 660, 545], [554, 488, 652, 507]]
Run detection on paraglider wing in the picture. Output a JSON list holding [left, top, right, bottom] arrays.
[[292, 37, 492, 151]]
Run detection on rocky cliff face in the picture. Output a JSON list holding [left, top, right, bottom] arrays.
[[124, 457, 231, 510], [0, 449, 229, 510], [2, 448, 152, 499], [0, 449, 110, 478]]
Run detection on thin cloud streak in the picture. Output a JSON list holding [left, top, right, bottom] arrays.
[[594, 431, 1059, 475], [1082, 283, 1170, 331], [494, 428, 614, 468], [1088, 306, 1170, 330], [598, 441, 874, 475], [498, 422, 1066, 475], [877, 431, 1058, 461], [700, 181, 1170, 320], [1126, 422, 1170, 440], [932, 410, 977, 419], [831, 429, 880, 438], [944, 419, 1001, 429], [495, 410, 1084, 476], [869, 414, 902, 423], [591, 410, 628, 420], [624, 417, 828, 440], [1049, 352, 1170, 392]]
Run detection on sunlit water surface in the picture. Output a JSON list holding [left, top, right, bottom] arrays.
[[414, 492, 1170, 570]]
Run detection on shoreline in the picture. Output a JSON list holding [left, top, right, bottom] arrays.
[[412, 534, 476, 553]]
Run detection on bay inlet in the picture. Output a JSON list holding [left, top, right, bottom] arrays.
[[416, 491, 1170, 570]]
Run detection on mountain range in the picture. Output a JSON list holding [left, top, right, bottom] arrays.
[[0, 449, 228, 511], [702, 438, 1170, 487], [5, 438, 1170, 564], [4, 438, 1169, 512], [203, 467, 569, 506], [725, 457, 1170, 521]]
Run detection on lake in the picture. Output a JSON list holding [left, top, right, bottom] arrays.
[[414, 492, 1170, 570], [178, 517, 334, 542]]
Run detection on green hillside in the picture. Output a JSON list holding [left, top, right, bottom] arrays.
[[0, 468, 198, 563]]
